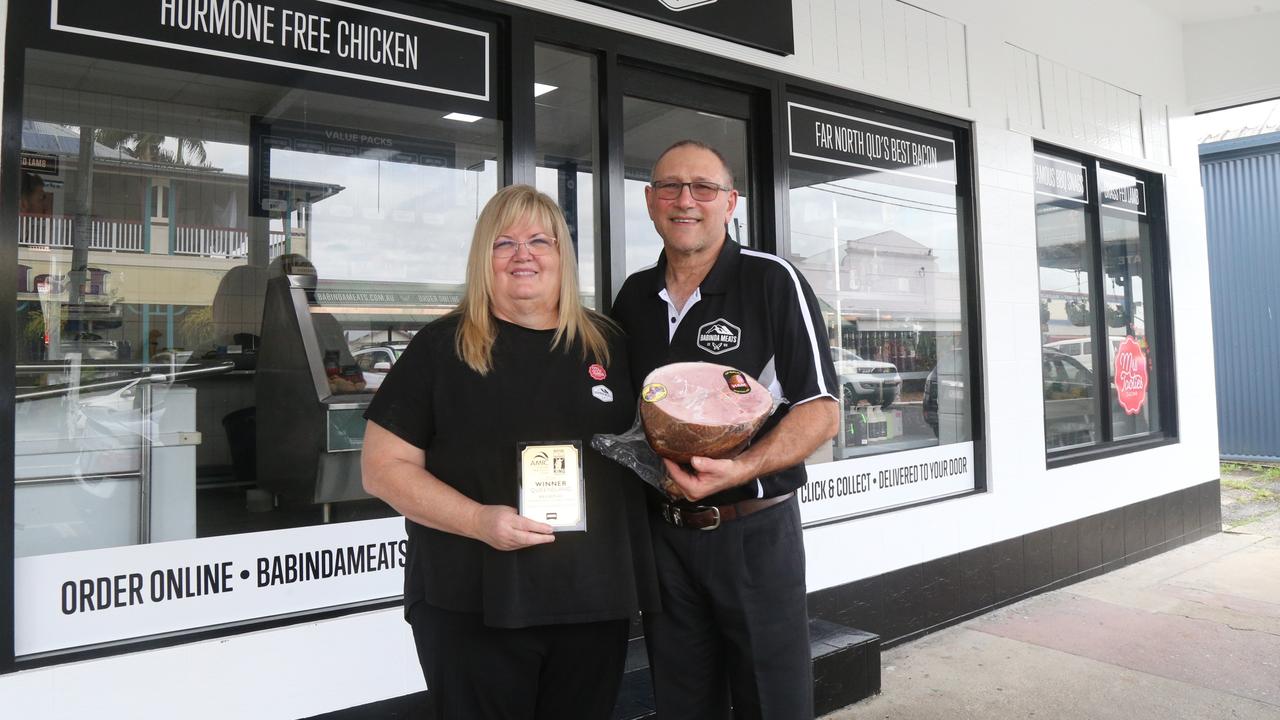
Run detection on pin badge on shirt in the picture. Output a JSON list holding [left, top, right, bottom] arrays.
[[588, 363, 607, 381], [592, 385, 614, 402]]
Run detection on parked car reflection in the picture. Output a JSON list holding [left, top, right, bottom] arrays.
[[353, 342, 408, 390], [1042, 336, 1123, 372], [922, 348, 1094, 447], [1041, 347, 1096, 449], [829, 346, 901, 409], [59, 332, 122, 361]]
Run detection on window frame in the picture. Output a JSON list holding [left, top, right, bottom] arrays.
[[1034, 143, 1179, 468], [776, 83, 987, 527], [0, 0, 987, 671]]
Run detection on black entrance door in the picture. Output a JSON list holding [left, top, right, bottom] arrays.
[[614, 66, 761, 292]]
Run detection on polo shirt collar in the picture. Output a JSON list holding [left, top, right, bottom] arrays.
[[650, 234, 740, 296]]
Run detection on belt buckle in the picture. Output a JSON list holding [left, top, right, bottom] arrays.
[[694, 505, 721, 531]]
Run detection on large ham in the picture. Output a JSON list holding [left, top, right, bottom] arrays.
[[639, 362, 773, 464]]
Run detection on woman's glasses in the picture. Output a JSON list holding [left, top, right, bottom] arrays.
[[650, 180, 731, 201], [492, 236, 558, 258]]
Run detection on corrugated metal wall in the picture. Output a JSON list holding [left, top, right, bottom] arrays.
[[1201, 137, 1280, 462]]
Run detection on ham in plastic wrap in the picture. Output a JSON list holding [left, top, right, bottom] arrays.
[[638, 362, 773, 464], [592, 362, 775, 494]]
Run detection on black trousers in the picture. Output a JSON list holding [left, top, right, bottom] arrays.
[[409, 602, 630, 720], [643, 496, 812, 720]]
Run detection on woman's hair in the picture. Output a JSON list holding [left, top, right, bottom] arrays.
[[453, 184, 614, 375]]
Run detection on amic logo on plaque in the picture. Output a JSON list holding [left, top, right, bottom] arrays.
[[49, 0, 490, 101]]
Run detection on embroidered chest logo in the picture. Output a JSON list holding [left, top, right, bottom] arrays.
[[696, 318, 741, 355]]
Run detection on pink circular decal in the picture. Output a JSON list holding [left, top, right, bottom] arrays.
[[1113, 336, 1148, 415], [589, 363, 607, 381]]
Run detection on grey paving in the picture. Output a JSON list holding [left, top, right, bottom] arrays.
[[822, 520, 1280, 719]]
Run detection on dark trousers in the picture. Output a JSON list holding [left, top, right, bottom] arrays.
[[409, 602, 630, 720], [643, 496, 813, 720]]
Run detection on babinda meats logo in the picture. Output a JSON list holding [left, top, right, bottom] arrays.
[[697, 318, 740, 355]]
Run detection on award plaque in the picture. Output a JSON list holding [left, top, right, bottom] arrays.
[[517, 440, 586, 532]]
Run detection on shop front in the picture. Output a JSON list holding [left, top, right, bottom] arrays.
[[1, 0, 1219, 717]]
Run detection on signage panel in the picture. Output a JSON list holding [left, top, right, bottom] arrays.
[[580, 0, 793, 55], [1034, 153, 1087, 204], [799, 442, 975, 525], [788, 102, 957, 185], [1113, 336, 1149, 415], [21, 151, 60, 176], [15, 517, 407, 655], [312, 288, 463, 307], [51, 0, 490, 100], [250, 117, 458, 215], [1098, 168, 1146, 215]]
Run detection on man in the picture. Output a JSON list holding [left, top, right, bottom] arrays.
[[611, 139, 840, 720], [20, 172, 48, 215]]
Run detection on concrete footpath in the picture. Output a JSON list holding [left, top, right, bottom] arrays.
[[822, 501, 1280, 719]]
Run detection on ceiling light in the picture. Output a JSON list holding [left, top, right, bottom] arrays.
[[443, 112, 483, 123], [533, 83, 558, 97]]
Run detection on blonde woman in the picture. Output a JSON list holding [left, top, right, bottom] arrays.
[[362, 185, 658, 720]]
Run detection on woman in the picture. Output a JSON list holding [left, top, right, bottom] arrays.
[[362, 185, 658, 720]]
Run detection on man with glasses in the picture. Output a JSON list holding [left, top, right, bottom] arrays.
[[612, 139, 839, 720]]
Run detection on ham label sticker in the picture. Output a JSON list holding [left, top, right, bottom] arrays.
[[1114, 335, 1149, 415]]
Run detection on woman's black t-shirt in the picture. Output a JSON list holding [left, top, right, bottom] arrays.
[[364, 314, 658, 628]]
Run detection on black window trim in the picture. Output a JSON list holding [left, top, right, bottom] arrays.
[[775, 82, 987, 506], [1034, 142, 1179, 469], [0, 0, 986, 671]]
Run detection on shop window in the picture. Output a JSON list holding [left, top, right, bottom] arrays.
[[785, 94, 977, 521], [533, 44, 600, 307], [1034, 147, 1172, 460], [11, 45, 499, 656]]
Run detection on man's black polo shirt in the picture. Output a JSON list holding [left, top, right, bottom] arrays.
[[612, 237, 839, 505]]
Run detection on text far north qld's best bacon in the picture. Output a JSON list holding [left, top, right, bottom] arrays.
[[639, 362, 773, 465]]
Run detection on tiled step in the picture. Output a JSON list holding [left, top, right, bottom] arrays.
[[612, 618, 880, 719], [304, 618, 880, 719]]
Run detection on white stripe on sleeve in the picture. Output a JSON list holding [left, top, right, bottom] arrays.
[[740, 248, 831, 398]]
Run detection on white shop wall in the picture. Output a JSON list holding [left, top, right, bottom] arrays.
[[1185, 13, 1280, 112], [0, 0, 1220, 716], [791, 0, 1215, 589], [873, 0, 1217, 590]]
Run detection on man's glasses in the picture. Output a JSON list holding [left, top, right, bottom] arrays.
[[650, 180, 732, 202], [492, 236, 558, 258]]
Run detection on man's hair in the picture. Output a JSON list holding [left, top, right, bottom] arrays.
[[651, 139, 735, 187], [21, 171, 44, 196]]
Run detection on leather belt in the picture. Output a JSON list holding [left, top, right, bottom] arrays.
[[659, 492, 793, 531]]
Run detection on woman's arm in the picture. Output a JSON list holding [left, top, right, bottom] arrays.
[[361, 421, 555, 551]]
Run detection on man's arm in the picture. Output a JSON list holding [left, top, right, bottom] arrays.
[[663, 397, 838, 502], [362, 421, 555, 550]]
